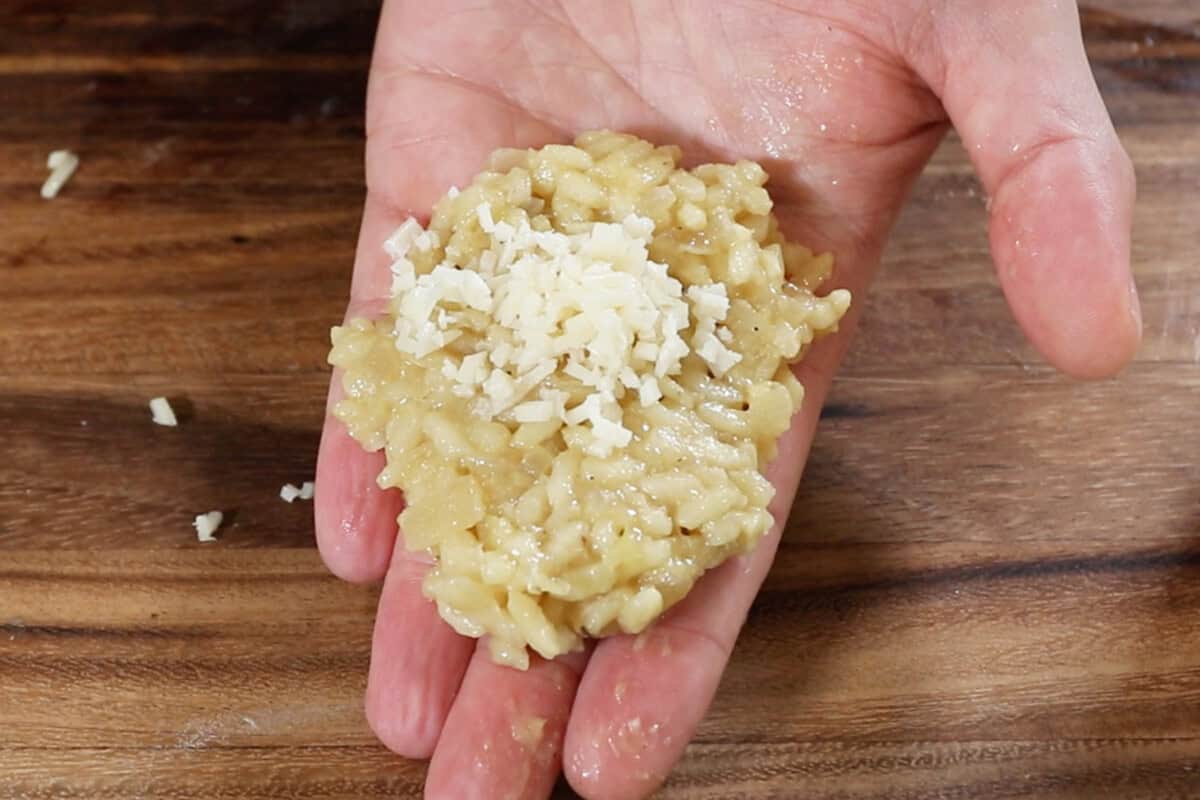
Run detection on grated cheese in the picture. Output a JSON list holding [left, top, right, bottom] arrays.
[[193, 511, 223, 542], [384, 203, 741, 457], [280, 481, 315, 503], [638, 376, 662, 407], [41, 149, 79, 199], [149, 397, 178, 427]]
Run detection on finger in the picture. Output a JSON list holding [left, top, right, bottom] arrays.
[[365, 541, 475, 759], [910, 1, 1140, 378], [315, 209, 408, 582], [562, 258, 870, 800], [314, 369, 401, 584], [316, 165, 435, 576], [424, 646, 589, 799]]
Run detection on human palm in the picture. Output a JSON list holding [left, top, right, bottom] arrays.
[[316, 2, 1139, 798]]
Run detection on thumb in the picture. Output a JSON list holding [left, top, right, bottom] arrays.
[[911, 1, 1140, 378]]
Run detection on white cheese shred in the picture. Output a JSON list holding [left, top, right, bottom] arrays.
[[41, 150, 80, 200], [193, 511, 223, 543], [149, 397, 178, 427], [280, 481, 315, 503]]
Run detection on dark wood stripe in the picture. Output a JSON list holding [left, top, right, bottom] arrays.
[[0, 623, 222, 639], [764, 547, 1200, 601]]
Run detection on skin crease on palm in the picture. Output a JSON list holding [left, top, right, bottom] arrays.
[[313, 1, 1141, 798]]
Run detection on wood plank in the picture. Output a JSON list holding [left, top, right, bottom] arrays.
[[0, 375, 329, 549], [1087, 0, 1200, 30], [666, 740, 1200, 800], [2, 747, 427, 800], [796, 365, 1200, 545], [0, 2, 382, 60], [3, 539, 1198, 749], [0, 551, 376, 749], [4, 740, 1199, 800], [717, 548, 1200, 742], [0, 73, 369, 135]]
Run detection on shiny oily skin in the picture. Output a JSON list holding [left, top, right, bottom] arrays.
[[329, 131, 849, 669]]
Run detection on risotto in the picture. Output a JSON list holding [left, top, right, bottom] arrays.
[[329, 131, 849, 669]]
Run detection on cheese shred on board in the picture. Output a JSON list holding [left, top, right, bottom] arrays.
[[149, 397, 178, 427], [329, 131, 850, 669], [41, 150, 79, 200], [193, 511, 222, 543]]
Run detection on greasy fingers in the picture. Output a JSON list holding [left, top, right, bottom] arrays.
[[314, 380, 401, 583], [365, 548, 474, 759], [562, 597, 747, 799], [315, 261, 401, 583], [424, 647, 588, 799]]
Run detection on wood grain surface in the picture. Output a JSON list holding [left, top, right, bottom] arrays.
[[1, 2, 1198, 798]]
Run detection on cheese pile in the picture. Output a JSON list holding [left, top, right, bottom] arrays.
[[387, 204, 742, 457]]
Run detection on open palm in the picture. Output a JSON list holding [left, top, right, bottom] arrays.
[[315, 2, 1139, 797]]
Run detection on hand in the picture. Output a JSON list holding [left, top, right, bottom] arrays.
[[315, 1, 1140, 797]]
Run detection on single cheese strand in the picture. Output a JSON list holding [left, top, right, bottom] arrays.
[[193, 511, 223, 542], [41, 150, 80, 199], [149, 397, 178, 427]]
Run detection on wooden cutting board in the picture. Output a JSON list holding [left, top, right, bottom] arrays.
[[2, 2, 1197, 797]]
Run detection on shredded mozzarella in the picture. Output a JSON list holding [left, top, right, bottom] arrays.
[[149, 397, 178, 427], [193, 511, 223, 542], [280, 481, 315, 502], [384, 204, 740, 457], [41, 150, 79, 199]]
